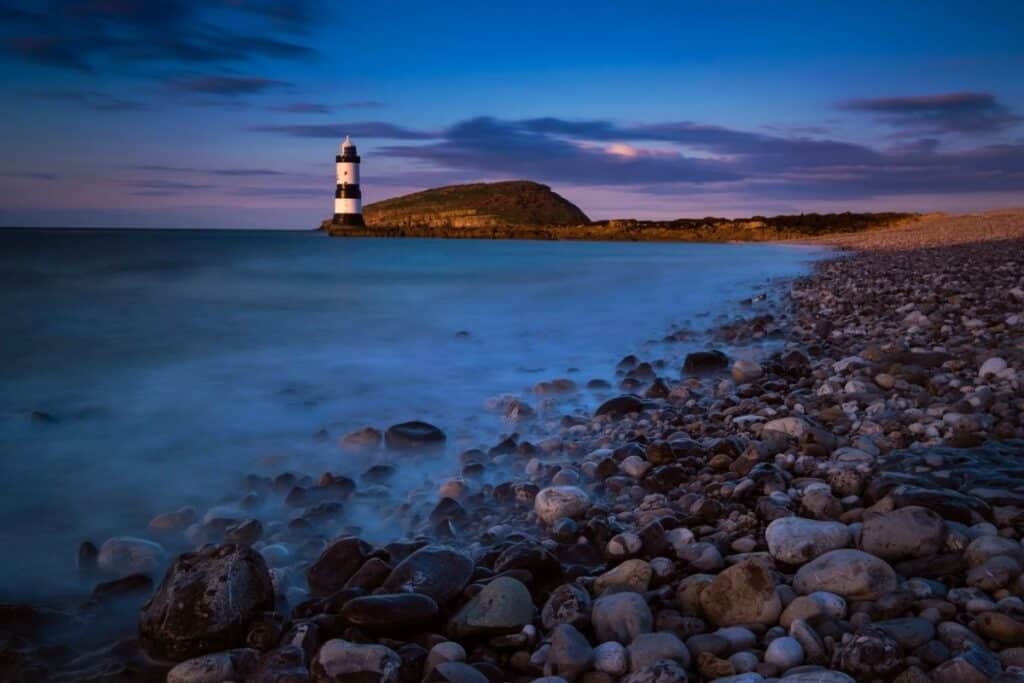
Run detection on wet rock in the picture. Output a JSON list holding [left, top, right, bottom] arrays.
[[250, 645, 310, 683], [975, 611, 1024, 644], [381, 545, 473, 604], [860, 506, 947, 560], [139, 543, 275, 661], [766, 517, 850, 565], [340, 427, 382, 454], [312, 640, 401, 683], [699, 559, 781, 627], [340, 593, 439, 631], [683, 350, 729, 375], [592, 592, 653, 644], [428, 662, 489, 683], [449, 576, 535, 638], [831, 630, 901, 678], [596, 395, 647, 417], [306, 537, 373, 597], [384, 421, 446, 451], [167, 648, 259, 683], [793, 549, 897, 600], [731, 359, 763, 383], [535, 486, 590, 524], [97, 536, 166, 577]]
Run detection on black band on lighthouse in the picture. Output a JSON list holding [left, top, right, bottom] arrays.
[[335, 184, 362, 199]]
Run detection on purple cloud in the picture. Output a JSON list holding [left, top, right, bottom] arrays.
[[32, 89, 147, 111], [838, 92, 1023, 134]]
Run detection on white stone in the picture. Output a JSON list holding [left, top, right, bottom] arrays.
[[763, 416, 810, 439], [593, 641, 629, 676], [764, 636, 804, 669], [980, 357, 1008, 378], [534, 486, 590, 525], [732, 359, 764, 383]]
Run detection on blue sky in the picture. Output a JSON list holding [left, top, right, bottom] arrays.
[[0, 0, 1022, 228]]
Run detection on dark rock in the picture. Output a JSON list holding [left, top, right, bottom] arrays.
[[682, 350, 729, 375], [307, 537, 374, 597], [595, 395, 647, 417], [139, 544, 275, 661], [381, 545, 474, 605], [384, 421, 446, 451], [340, 593, 439, 631]]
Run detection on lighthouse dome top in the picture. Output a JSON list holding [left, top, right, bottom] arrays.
[[342, 135, 354, 148]]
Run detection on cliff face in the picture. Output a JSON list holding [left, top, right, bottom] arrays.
[[328, 181, 589, 233]]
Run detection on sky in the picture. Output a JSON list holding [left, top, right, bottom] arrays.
[[0, 0, 1022, 228]]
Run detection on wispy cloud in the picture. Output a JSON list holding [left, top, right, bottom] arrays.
[[167, 75, 291, 96], [31, 89, 147, 111], [838, 92, 1023, 134], [249, 121, 435, 139], [274, 102, 332, 114]]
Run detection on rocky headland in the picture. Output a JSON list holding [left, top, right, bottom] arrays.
[[5, 210, 1024, 683], [321, 180, 916, 242]]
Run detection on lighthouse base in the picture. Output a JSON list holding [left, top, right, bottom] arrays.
[[333, 213, 365, 227]]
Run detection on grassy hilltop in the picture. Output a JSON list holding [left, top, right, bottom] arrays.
[[322, 180, 917, 241]]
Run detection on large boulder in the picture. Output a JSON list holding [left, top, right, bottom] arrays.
[[139, 544, 274, 661], [306, 537, 374, 596], [312, 640, 401, 683], [384, 421, 446, 451], [793, 549, 897, 600], [766, 517, 851, 564], [860, 506, 947, 560], [448, 577, 535, 638], [381, 545, 474, 604], [698, 559, 781, 626]]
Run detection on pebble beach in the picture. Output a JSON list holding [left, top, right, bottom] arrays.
[[4, 210, 1024, 683]]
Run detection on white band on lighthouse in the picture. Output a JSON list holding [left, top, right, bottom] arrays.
[[333, 135, 364, 227]]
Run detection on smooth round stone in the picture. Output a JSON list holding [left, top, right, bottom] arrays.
[[382, 545, 474, 604], [627, 632, 691, 671], [594, 559, 652, 593], [546, 624, 595, 682], [542, 583, 592, 630], [860, 506, 948, 560], [448, 577, 536, 638], [766, 517, 851, 564], [875, 618, 935, 649], [97, 537, 167, 577], [432, 662, 488, 683], [729, 651, 759, 673], [426, 642, 466, 675], [792, 549, 897, 600], [592, 592, 653, 644], [384, 421, 446, 451], [593, 641, 629, 676], [765, 637, 804, 670], [715, 627, 758, 652], [685, 634, 729, 658], [732, 359, 764, 383], [699, 559, 781, 627], [535, 486, 590, 525], [340, 593, 438, 630]]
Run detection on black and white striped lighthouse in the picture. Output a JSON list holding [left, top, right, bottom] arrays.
[[333, 136, 364, 226]]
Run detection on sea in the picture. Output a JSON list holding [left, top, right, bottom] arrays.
[[0, 228, 826, 599]]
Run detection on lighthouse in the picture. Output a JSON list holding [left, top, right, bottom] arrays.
[[333, 136, 364, 226]]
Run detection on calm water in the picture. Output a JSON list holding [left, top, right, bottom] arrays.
[[0, 229, 824, 598]]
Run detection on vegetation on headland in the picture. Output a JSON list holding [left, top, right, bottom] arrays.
[[321, 179, 918, 241]]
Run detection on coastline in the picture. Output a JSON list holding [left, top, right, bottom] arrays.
[[6, 212, 1024, 682]]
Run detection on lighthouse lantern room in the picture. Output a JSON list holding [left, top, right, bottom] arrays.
[[334, 136, 364, 226]]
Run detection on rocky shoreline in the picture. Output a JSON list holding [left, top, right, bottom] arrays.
[[4, 212, 1024, 682]]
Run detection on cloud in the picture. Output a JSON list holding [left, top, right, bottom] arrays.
[[133, 164, 286, 176], [167, 75, 291, 96], [32, 89, 147, 111], [275, 102, 332, 114], [341, 100, 386, 109], [838, 92, 1023, 134], [252, 112, 1024, 200], [249, 121, 436, 140], [0, 0, 317, 73], [0, 171, 56, 181]]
